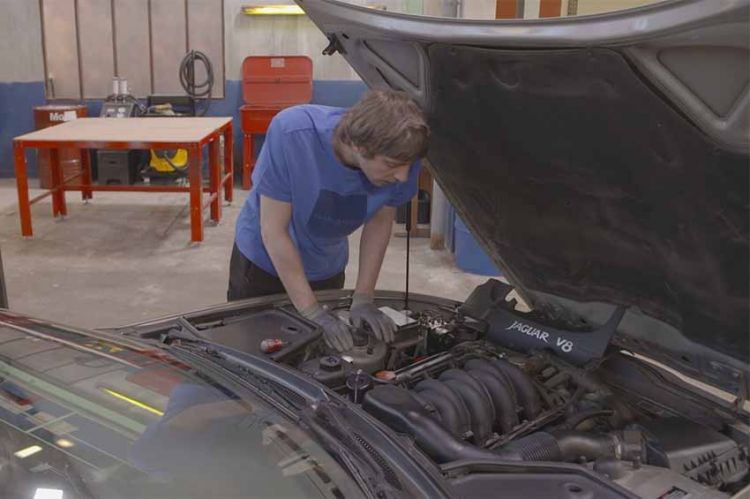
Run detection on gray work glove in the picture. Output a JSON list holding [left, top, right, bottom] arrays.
[[301, 303, 354, 352], [349, 293, 397, 343]]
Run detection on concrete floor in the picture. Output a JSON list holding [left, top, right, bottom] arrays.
[[0, 178, 488, 329]]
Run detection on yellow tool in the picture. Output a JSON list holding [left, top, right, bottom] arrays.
[[149, 149, 188, 173]]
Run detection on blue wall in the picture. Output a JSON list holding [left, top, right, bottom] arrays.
[[0, 80, 368, 178], [0, 82, 46, 177]]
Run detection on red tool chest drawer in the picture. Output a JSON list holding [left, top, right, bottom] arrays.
[[240, 107, 282, 134]]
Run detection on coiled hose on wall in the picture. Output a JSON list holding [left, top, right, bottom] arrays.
[[179, 50, 214, 116]]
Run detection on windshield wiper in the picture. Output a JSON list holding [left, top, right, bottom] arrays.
[[301, 401, 405, 499], [157, 317, 208, 346], [164, 342, 309, 420]]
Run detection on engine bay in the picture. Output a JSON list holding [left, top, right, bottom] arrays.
[[132, 282, 750, 498], [298, 319, 747, 495]]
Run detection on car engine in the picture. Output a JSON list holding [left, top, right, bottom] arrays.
[[159, 280, 749, 498], [266, 282, 750, 498]]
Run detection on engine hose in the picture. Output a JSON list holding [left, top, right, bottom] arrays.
[[496, 431, 561, 461], [561, 409, 615, 430], [179, 50, 214, 116], [362, 384, 514, 463], [498, 430, 622, 463], [363, 385, 637, 465], [553, 431, 622, 462], [410, 412, 508, 463]]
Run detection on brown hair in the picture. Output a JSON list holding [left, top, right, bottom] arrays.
[[333, 89, 429, 162]]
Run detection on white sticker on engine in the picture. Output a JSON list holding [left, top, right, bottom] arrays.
[[379, 307, 416, 327]]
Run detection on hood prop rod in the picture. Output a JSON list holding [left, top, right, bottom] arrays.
[[404, 200, 412, 311]]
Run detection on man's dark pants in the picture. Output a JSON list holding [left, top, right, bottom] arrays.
[[227, 243, 345, 301]]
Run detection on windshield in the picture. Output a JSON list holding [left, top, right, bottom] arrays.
[[0, 321, 361, 499]]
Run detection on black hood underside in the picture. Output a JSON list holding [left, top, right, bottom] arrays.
[[295, 0, 749, 391], [427, 45, 748, 363]]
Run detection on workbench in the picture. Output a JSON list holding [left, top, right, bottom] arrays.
[[13, 117, 233, 243]]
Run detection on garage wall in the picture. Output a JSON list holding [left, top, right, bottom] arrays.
[[224, 0, 361, 81], [0, 0, 45, 82], [0, 0, 368, 178], [0, 0, 46, 177]]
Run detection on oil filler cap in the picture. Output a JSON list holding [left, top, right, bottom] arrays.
[[320, 356, 342, 371], [346, 370, 373, 404]]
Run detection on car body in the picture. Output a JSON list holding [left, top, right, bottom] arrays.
[[1, 283, 748, 498], [1, 0, 748, 497]]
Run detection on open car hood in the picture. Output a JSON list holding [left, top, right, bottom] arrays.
[[296, 0, 750, 393]]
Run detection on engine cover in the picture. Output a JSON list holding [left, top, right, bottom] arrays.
[[460, 280, 625, 365]]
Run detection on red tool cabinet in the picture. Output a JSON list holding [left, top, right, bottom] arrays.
[[240, 56, 313, 189]]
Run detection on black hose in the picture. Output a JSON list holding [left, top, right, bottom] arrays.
[[496, 431, 621, 463], [497, 431, 562, 461], [562, 409, 614, 430], [362, 385, 513, 463], [411, 412, 511, 463], [363, 385, 635, 465], [179, 50, 214, 116], [552, 431, 620, 462]]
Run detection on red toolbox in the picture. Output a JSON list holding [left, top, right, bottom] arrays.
[[33, 105, 88, 189], [240, 56, 313, 189]]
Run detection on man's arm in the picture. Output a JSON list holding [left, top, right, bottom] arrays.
[[350, 205, 397, 342], [355, 205, 396, 297], [260, 194, 353, 351], [259, 194, 317, 311]]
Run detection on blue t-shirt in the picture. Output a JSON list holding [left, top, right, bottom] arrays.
[[235, 105, 420, 281]]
